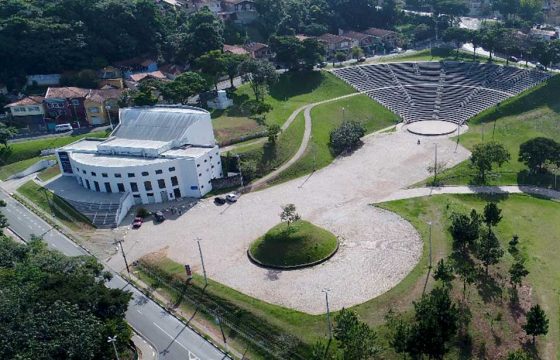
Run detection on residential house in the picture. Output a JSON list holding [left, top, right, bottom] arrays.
[[364, 28, 401, 49], [26, 74, 61, 87], [84, 89, 124, 127], [4, 96, 46, 130], [114, 56, 158, 79], [44, 87, 89, 129], [183, 0, 222, 14], [222, 0, 258, 24], [317, 33, 353, 58], [244, 42, 271, 59], [160, 64, 187, 80], [223, 44, 250, 56], [97, 66, 124, 89], [339, 30, 377, 54], [529, 28, 558, 41]]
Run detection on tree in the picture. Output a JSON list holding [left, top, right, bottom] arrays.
[[222, 53, 247, 88], [479, 25, 500, 61], [238, 58, 278, 102], [280, 204, 300, 228], [333, 308, 381, 360], [335, 51, 347, 64], [508, 234, 520, 258], [470, 29, 482, 60], [483, 202, 502, 228], [131, 84, 158, 106], [433, 258, 455, 287], [270, 36, 305, 70], [470, 141, 511, 183], [160, 72, 209, 104], [195, 50, 226, 90], [523, 304, 549, 344], [267, 124, 282, 144], [443, 27, 471, 57], [507, 349, 532, 360], [300, 38, 326, 70], [181, 8, 224, 60], [449, 209, 481, 254], [0, 124, 17, 147], [509, 260, 529, 289], [454, 258, 477, 299], [405, 287, 459, 359], [476, 228, 504, 274], [351, 46, 364, 59], [518, 137, 560, 173], [329, 120, 366, 155]]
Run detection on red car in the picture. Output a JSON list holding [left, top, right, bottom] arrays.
[[132, 217, 143, 228]]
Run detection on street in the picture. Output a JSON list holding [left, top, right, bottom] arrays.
[[0, 190, 229, 360]]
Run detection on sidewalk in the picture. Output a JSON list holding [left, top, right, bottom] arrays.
[[132, 333, 157, 360]]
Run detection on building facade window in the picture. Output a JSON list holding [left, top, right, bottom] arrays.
[[102, 173, 108, 178], [91, 171, 97, 176], [130, 182, 138, 192], [94, 181, 100, 191], [128, 173, 135, 178], [158, 179, 166, 189], [104, 182, 112, 193], [144, 181, 152, 191], [171, 176, 178, 186], [117, 183, 125, 192], [168, 167, 176, 172], [114, 173, 122, 178], [142, 171, 149, 176], [155, 169, 163, 174]]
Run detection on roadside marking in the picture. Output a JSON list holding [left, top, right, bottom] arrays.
[[152, 322, 191, 353]]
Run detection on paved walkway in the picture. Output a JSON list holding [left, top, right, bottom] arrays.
[[132, 334, 157, 360], [377, 185, 560, 203]]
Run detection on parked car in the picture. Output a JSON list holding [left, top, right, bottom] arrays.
[[132, 217, 143, 228], [536, 62, 546, 70], [55, 123, 73, 133], [317, 62, 327, 68], [214, 196, 226, 205], [357, 56, 366, 63], [508, 56, 519, 63], [226, 193, 238, 203], [154, 211, 165, 223]]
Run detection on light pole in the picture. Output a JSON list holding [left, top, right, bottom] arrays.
[[236, 154, 244, 189], [113, 230, 130, 276], [455, 123, 460, 153], [107, 336, 120, 360], [322, 288, 332, 358], [105, 104, 114, 130], [433, 143, 438, 185], [427, 221, 433, 270], [342, 107, 345, 122], [196, 237, 208, 288]]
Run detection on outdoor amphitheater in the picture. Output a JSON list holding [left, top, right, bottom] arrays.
[[332, 61, 551, 135]]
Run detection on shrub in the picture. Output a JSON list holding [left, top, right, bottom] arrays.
[[136, 207, 150, 218], [329, 120, 366, 155]]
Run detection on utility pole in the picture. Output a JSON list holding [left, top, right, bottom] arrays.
[[105, 105, 114, 130], [433, 143, 438, 184], [114, 239, 130, 276], [196, 237, 208, 288], [427, 221, 433, 270], [322, 288, 332, 358], [455, 123, 460, 153], [107, 336, 120, 360], [236, 154, 244, 189]]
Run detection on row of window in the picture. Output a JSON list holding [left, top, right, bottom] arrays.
[[82, 176, 179, 194], [12, 106, 42, 113], [76, 166, 176, 178]]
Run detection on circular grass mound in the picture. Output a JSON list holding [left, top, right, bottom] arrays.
[[248, 220, 338, 268]]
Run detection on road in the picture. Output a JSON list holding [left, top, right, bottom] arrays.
[[0, 190, 229, 360]]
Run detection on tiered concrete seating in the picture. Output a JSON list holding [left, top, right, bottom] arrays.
[[65, 199, 121, 228], [332, 61, 551, 125]]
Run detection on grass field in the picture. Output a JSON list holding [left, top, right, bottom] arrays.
[[17, 180, 93, 231], [272, 94, 400, 184], [249, 220, 338, 267], [133, 193, 559, 359], [37, 164, 61, 182], [430, 75, 560, 187], [0, 156, 55, 181], [1, 130, 107, 166]]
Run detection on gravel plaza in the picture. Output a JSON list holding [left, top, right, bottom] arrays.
[[111, 130, 471, 314]]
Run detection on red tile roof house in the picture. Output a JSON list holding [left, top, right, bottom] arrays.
[[114, 56, 158, 79], [363, 27, 401, 49], [339, 30, 378, 54], [317, 33, 354, 59], [44, 87, 90, 130], [244, 42, 271, 59], [4, 96, 46, 131]]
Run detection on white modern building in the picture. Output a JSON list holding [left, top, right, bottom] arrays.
[[56, 106, 223, 206]]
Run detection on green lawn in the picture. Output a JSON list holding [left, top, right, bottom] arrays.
[[249, 220, 338, 267], [379, 194, 560, 359], [431, 75, 560, 187], [1, 130, 107, 166], [37, 164, 61, 182], [0, 156, 55, 181], [212, 115, 266, 145], [272, 94, 400, 184], [17, 180, 93, 231]]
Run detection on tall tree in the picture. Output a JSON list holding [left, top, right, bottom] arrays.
[[270, 36, 305, 70], [222, 53, 248, 88], [280, 204, 300, 228], [433, 258, 455, 287], [470, 141, 511, 183], [523, 304, 549, 344], [333, 308, 381, 359], [238, 58, 278, 102], [443, 27, 471, 57], [518, 137, 560, 173], [476, 228, 504, 274], [300, 38, 326, 70], [160, 72, 209, 104], [483, 202, 503, 229], [0, 123, 17, 147], [449, 209, 481, 254], [182, 8, 224, 60], [509, 260, 529, 289], [196, 50, 226, 90]]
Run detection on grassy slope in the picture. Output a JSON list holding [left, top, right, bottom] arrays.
[[0, 156, 55, 181], [432, 75, 560, 187], [17, 180, 93, 231], [249, 220, 338, 267], [37, 164, 61, 182], [380, 194, 559, 359], [273, 94, 400, 184]]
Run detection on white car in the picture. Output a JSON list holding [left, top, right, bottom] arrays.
[[55, 123, 73, 133], [226, 193, 238, 203]]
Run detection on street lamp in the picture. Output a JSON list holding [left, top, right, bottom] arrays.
[[322, 288, 332, 340], [105, 104, 114, 130], [427, 221, 433, 270], [107, 336, 120, 360], [113, 229, 130, 276], [432, 143, 438, 185]]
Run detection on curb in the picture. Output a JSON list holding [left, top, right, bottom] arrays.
[[246, 240, 340, 271]]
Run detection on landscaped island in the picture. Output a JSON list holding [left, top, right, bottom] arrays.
[[248, 220, 338, 268]]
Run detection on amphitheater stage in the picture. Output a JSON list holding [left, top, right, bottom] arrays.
[[405, 120, 462, 136]]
